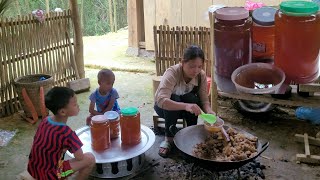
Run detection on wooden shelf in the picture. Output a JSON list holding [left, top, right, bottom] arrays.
[[207, 12, 320, 111], [219, 92, 320, 108]]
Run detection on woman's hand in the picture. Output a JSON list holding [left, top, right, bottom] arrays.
[[203, 104, 216, 115], [185, 103, 202, 116], [206, 109, 216, 115]]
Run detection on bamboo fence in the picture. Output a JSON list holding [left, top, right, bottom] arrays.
[[0, 10, 78, 117], [153, 25, 212, 77]]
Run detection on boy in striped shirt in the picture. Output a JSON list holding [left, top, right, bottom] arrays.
[[27, 87, 95, 180]]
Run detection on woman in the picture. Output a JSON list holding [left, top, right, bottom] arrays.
[[154, 45, 215, 157]]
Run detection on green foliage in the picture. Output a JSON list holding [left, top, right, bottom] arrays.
[[0, 0, 12, 16], [1, 0, 128, 36]]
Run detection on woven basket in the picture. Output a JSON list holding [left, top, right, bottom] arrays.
[[14, 74, 54, 118]]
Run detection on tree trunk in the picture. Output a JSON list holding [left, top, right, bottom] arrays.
[[108, 0, 114, 32], [15, 0, 21, 15], [113, 0, 117, 32], [24, 0, 30, 13], [69, 0, 85, 78], [45, 0, 50, 13], [80, 0, 84, 30]]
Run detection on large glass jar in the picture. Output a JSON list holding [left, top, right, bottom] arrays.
[[252, 7, 277, 62], [90, 115, 111, 151], [214, 7, 252, 92], [104, 111, 120, 139], [120, 107, 141, 145], [274, 1, 320, 84]]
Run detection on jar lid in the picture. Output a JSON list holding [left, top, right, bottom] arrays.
[[91, 115, 108, 123], [215, 7, 249, 21], [252, 7, 277, 26], [104, 111, 119, 121], [280, 1, 319, 16], [121, 107, 138, 116]]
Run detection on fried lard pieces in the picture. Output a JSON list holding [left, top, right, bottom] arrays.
[[193, 128, 258, 161]]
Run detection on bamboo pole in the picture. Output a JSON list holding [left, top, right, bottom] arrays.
[[108, 0, 114, 32], [45, 0, 50, 15], [69, 0, 84, 79], [113, 0, 117, 31], [209, 12, 218, 114]]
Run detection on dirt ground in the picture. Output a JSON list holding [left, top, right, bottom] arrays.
[[0, 29, 320, 180]]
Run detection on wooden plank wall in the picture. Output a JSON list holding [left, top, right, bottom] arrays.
[[154, 26, 211, 77], [143, 0, 284, 50]]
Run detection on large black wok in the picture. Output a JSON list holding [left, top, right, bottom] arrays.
[[173, 125, 269, 171]]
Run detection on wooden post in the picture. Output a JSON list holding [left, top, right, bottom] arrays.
[[209, 12, 218, 114], [45, 0, 49, 12], [127, 0, 141, 49], [69, 0, 85, 79]]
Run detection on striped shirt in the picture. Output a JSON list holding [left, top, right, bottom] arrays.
[[27, 117, 83, 180]]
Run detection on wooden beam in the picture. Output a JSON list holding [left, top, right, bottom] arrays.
[[219, 91, 320, 107], [143, 0, 156, 50], [128, 0, 143, 49], [137, 0, 145, 42], [295, 134, 320, 146], [296, 154, 320, 164], [304, 133, 311, 157], [299, 84, 320, 93], [128, 0, 137, 48], [209, 12, 218, 114], [138, 41, 145, 49], [69, 0, 84, 78]]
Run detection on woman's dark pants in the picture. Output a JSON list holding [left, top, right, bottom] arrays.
[[154, 93, 200, 137]]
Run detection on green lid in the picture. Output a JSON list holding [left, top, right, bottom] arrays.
[[280, 1, 319, 16], [121, 107, 138, 116]]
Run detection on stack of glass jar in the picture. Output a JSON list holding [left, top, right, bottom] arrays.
[[90, 107, 141, 151], [214, 7, 252, 93], [214, 1, 320, 92], [252, 7, 277, 63], [120, 107, 141, 145], [90, 115, 111, 151], [274, 1, 320, 84], [104, 111, 120, 139]]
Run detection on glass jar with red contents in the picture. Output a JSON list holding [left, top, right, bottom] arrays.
[[274, 1, 320, 84], [120, 107, 141, 145], [90, 115, 111, 151], [214, 7, 252, 92], [104, 111, 120, 139], [252, 7, 277, 62]]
